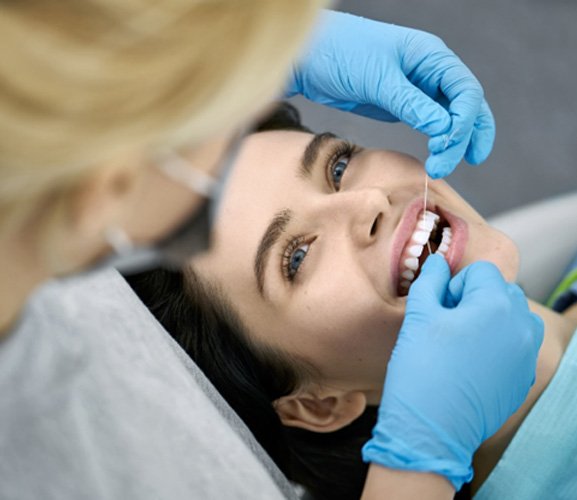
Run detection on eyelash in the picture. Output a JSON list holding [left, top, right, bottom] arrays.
[[281, 235, 309, 282], [326, 141, 358, 191], [281, 140, 359, 282]]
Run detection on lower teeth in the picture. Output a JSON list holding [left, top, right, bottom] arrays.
[[435, 227, 452, 256]]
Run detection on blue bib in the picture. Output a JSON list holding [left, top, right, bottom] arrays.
[[474, 330, 577, 500]]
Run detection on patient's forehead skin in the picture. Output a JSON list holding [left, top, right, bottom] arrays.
[[195, 130, 519, 399]]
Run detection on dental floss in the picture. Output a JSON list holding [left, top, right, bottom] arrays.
[[424, 125, 458, 256], [426, 125, 458, 255], [423, 171, 432, 255], [443, 127, 459, 151]]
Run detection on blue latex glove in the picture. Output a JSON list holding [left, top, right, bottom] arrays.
[[286, 10, 496, 178], [362, 255, 544, 490]]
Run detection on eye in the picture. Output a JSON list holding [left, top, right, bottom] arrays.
[[289, 245, 309, 277], [282, 237, 310, 281], [330, 156, 349, 190], [326, 141, 357, 191]]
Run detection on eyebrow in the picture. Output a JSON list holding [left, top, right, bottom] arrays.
[[252, 132, 337, 296], [254, 208, 292, 296], [299, 132, 337, 179]]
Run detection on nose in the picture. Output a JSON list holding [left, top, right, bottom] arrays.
[[315, 188, 389, 247]]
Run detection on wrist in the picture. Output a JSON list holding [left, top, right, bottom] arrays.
[[362, 433, 474, 491], [361, 464, 454, 500]]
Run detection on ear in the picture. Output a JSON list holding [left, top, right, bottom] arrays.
[[18, 155, 143, 276], [273, 389, 367, 433], [67, 156, 141, 236]]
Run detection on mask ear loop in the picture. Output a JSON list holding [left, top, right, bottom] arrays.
[[103, 152, 218, 257], [156, 151, 219, 198], [104, 226, 134, 255], [156, 127, 248, 225], [103, 130, 245, 267]]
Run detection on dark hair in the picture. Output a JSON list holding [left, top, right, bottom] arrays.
[[125, 103, 470, 500], [125, 264, 376, 500]]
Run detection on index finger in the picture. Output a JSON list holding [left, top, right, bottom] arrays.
[[438, 58, 484, 145], [424, 59, 486, 178]]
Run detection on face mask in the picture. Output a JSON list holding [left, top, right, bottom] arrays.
[[96, 129, 245, 274]]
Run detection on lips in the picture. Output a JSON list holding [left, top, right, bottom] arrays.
[[390, 197, 468, 296]]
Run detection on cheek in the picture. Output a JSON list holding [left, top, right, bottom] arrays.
[[358, 152, 424, 187], [433, 182, 520, 281], [285, 282, 405, 383], [462, 222, 520, 281]]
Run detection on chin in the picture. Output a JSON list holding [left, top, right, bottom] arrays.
[[463, 230, 520, 283], [495, 246, 520, 283]]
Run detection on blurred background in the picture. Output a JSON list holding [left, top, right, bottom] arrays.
[[290, 0, 577, 217]]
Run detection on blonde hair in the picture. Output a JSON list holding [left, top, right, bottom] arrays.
[[0, 0, 325, 229]]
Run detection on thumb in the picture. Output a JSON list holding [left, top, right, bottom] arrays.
[[448, 261, 507, 305], [408, 254, 451, 305]]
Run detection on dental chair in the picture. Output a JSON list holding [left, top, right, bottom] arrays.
[[487, 190, 577, 303]]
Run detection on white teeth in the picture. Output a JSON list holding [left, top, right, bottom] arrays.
[[417, 211, 439, 231], [401, 270, 415, 280], [417, 219, 434, 231], [435, 227, 453, 257], [408, 244, 423, 257], [404, 257, 419, 271], [412, 230, 430, 245], [397, 210, 453, 294]]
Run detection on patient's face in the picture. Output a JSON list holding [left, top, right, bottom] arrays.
[[194, 131, 518, 401]]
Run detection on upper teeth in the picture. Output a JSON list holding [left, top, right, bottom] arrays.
[[399, 210, 452, 290], [408, 244, 423, 257]]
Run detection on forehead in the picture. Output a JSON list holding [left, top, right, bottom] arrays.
[[227, 129, 313, 186], [215, 130, 312, 232], [200, 130, 312, 278]]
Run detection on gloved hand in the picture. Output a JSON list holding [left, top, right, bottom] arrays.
[[362, 255, 544, 490], [286, 10, 495, 178]]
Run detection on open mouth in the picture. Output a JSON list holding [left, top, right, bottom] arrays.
[[397, 208, 452, 296]]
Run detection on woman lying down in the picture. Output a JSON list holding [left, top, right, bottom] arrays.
[[126, 104, 577, 500]]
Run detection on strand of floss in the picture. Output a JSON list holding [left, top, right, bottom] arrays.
[[423, 126, 458, 256], [423, 171, 432, 255]]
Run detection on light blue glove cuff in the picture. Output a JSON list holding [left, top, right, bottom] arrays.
[[362, 437, 473, 491]]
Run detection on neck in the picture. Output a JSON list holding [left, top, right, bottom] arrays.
[[471, 299, 577, 492], [0, 233, 48, 338]]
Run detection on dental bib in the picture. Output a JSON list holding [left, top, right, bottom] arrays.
[[474, 330, 577, 500]]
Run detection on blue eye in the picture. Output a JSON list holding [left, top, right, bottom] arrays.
[[326, 141, 358, 191], [288, 244, 309, 279], [331, 156, 349, 189], [283, 239, 310, 281]]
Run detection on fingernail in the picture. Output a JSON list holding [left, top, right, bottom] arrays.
[[425, 159, 448, 179], [429, 126, 463, 154]]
